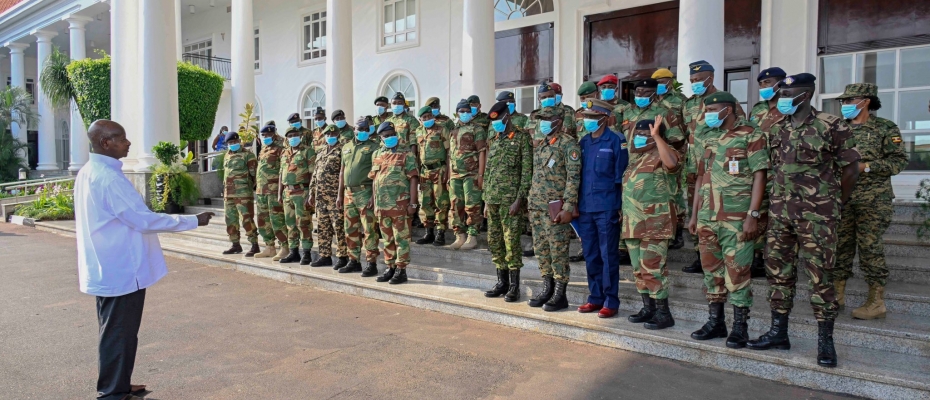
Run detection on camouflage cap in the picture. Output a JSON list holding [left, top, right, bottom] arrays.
[[425, 97, 440, 107], [837, 83, 878, 99], [533, 106, 561, 120]]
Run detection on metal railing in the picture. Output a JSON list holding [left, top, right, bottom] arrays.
[[182, 53, 231, 80], [0, 177, 75, 197]]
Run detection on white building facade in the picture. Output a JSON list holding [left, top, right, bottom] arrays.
[[1, 0, 928, 198]]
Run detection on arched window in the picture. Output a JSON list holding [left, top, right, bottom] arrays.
[[301, 85, 326, 125], [58, 121, 70, 170], [381, 73, 418, 109], [494, 0, 554, 22]]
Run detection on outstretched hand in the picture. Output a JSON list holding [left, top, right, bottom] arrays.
[[196, 212, 215, 226]]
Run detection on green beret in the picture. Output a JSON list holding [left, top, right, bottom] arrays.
[[417, 106, 433, 118], [703, 91, 739, 106], [577, 81, 597, 96]]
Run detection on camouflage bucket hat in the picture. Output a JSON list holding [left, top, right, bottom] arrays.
[[837, 83, 878, 100]]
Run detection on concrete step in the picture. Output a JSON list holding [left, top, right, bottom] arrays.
[[893, 202, 925, 220]]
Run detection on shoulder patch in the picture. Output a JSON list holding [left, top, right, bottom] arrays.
[[570, 150, 579, 161], [815, 111, 841, 124], [892, 136, 903, 144], [621, 142, 628, 149]]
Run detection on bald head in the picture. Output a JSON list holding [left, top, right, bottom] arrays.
[[88, 120, 131, 159]]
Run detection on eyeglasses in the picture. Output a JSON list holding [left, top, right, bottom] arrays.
[[838, 97, 865, 105]]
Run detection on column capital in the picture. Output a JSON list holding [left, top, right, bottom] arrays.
[[63, 15, 94, 29], [31, 29, 59, 43], [5, 42, 29, 53]]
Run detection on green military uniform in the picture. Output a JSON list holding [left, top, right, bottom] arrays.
[[223, 146, 259, 245], [328, 123, 356, 145], [511, 112, 529, 129], [609, 100, 633, 135], [436, 113, 456, 132], [415, 114, 452, 231], [280, 134, 317, 250], [386, 112, 421, 150], [483, 122, 532, 272], [342, 133, 381, 263], [255, 135, 287, 247], [684, 88, 747, 196], [472, 111, 491, 131], [370, 142, 419, 269], [311, 139, 348, 259], [574, 81, 600, 139], [449, 116, 488, 237], [311, 124, 329, 154], [530, 104, 577, 143]]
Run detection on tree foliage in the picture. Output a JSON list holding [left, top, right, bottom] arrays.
[[0, 87, 39, 183], [66, 54, 111, 129], [178, 62, 224, 141]]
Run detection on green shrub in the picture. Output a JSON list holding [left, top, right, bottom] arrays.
[[0, 131, 28, 184], [152, 141, 181, 166], [148, 163, 200, 212], [67, 55, 111, 129], [14, 183, 75, 221], [178, 62, 224, 142]]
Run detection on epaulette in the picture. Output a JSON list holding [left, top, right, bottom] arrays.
[[814, 110, 842, 125], [736, 119, 760, 129], [873, 116, 899, 130]]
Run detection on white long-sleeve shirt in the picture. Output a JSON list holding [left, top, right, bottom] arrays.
[[75, 153, 198, 297]]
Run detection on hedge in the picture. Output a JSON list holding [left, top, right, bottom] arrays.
[[67, 55, 111, 129]]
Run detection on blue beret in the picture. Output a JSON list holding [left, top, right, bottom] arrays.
[[224, 131, 240, 142], [456, 98, 471, 111], [758, 67, 787, 82], [377, 121, 395, 134], [781, 73, 817, 88], [356, 117, 370, 130], [538, 82, 554, 93], [496, 91, 515, 102], [689, 60, 715, 75]]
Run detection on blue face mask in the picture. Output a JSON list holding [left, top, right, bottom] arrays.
[[583, 118, 601, 133], [335, 120, 347, 129], [841, 101, 864, 120], [423, 119, 436, 129], [288, 137, 302, 147], [579, 101, 588, 110], [692, 77, 711, 96], [492, 119, 506, 133], [634, 96, 652, 108], [541, 97, 556, 108], [377, 106, 386, 115], [471, 106, 479, 115], [315, 120, 326, 128], [777, 93, 805, 115], [759, 86, 776, 101], [507, 103, 516, 114], [261, 137, 274, 146], [600, 88, 616, 101], [704, 107, 728, 128], [290, 122, 301, 129], [369, 126, 376, 135], [431, 108, 440, 116], [555, 94, 563, 104], [656, 84, 669, 96], [633, 135, 648, 149], [356, 131, 370, 141], [228, 143, 241, 152], [326, 136, 338, 146], [383, 136, 399, 148], [539, 120, 555, 135], [459, 112, 473, 123], [392, 104, 405, 115]]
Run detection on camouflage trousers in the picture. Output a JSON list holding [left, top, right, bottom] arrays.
[[419, 166, 450, 230], [283, 190, 314, 250], [529, 209, 572, 283], [255, 193, 287, 247], [224, 198, 258, 245], [697, 220, 754, 307], [316, 198, 348, 258], [833, 197, 893, 287], [344, 186, 380, 263], [379, 215, 411, 268], [625, 238, 670, 300], [486, 203, 525, 271], [450, 176, 483, 236], [685, 173, 699, 257], [765, 216, 839, 321]]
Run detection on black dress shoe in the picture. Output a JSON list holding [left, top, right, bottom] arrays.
[[310, 256, 333, 267], [338, 260, 363, 273], [388, 268, 408, 284], [223, 243, 243, 255], [361, 262, 379, 277], [377, 267, 396, 282], [682, 257, 703, 273]]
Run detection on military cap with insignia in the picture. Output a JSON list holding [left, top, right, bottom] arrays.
[[634, 118, 666, 134], [597, 74, 619, 86], [703, 91, 739, 106], [331, 109, 345, 120], [260, 124, 276, 133], [456, 98, 471, 111], [391, 91, 405, 101], [374, 96, 389, 105], [417, 106, 433, 118], [757, 67, 787, 82], [580, 99, 614, 117], [689, 60, 715, 74], [225, 131, 240, 142], [780, 73, 816, 88], [466, 95, 481, 104], [488, 101, 509, 120], [538, 81, 554, 93], [496, 91, 515, 102], [577, 81, 597, 96], [425, 97, 441, 107], [837, 83, 878, 99], [377, 121, 395, 134], [652, 68, 675, 79], [287, 113, 301, 122], [356, 117, 370, 131], [634, 78, 659, 89]]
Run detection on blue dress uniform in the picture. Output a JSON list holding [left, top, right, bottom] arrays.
[[577, 100, 629, 311]]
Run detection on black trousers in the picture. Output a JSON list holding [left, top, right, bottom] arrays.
[[96, 289, 146, 400]]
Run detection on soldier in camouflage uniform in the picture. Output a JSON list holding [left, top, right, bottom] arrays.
[[339, 118, 382, 276], [746, 73, 860, 369], [652, 68, 689, 251], [682, 60, 747, 274], [425, 97, 457, 133], [286, 113, 312, 150], [253, 124, 290, 260], [372, 96, 391, 127], [414, 106, 452, 246], [832, 83, 908, 320], [221, 131, 260, 256], [496, 91, 529, 129], [386, 92, 422, 153], [277, 125, 317, 265], [597, 74, 632, 134], [524, 107, 582, 312], [687, 92, 770, 348], [309, 107, 329, 154], [574, 82, 599, 139], [448, 98, 488, 250], [370, 122, 420, 285], [622, 114, 684, 330], [467, 95, 491, 131], [482, 101, 533, 302], [550, 82, 576, 133], [308, 125, 349, 269], [328, 109, 356, 145]]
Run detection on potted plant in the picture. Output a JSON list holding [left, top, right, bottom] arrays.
[[148, 141, 199, 213], [237, 103, 259, 147]]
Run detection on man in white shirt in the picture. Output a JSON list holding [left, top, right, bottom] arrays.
[[75, 120, 214, 400]]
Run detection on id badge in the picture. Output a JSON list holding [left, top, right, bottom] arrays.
[[547, 158, 556, 169], [728, 158, 739, 175]]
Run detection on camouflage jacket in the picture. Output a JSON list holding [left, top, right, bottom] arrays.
[[528, 106, 577, 143], [621, 137, 682, 239], [328, 123, 357, 146], [256, 136, 285, 195], [684, 88, 747, 174], [768, 110, 859, 221], [415, 124, 451, 169], [696, 120, 770, 222], [749, 100, 786, 137], [849, 115, 907, 199], [435, 113, 456, 133], [342, 137, 379, 188], [223, 148, 258, 199], [287, 126, 311, 147], [449, 119, 488, 178], [512, 112, 529, 130], [528, 133, 581, 212], [311, 125, 330, 154], [310, 141, 343, 200], [483, 126, 533, 205], [621, 101, 686, 149], [386, 113, 421, 150], [610, 100, 633, 134], [473, 111, 491, 131], [658, 90, 688, 111], [369, 146, 418, 217], [280, 142, 316, 192]]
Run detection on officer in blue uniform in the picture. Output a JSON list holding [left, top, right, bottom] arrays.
[[575, 98, 629, 318]]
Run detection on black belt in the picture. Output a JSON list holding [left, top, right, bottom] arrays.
[[422, 162, 444, 170]]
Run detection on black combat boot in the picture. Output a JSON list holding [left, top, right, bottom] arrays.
[[691, 302, 728, 340], [299, 249, 314, 265], [416, 228, 435, 245], [543, 281, 569, 312], [817, 321, 838, 367], [333, 256, 349, 270], [527, 276, 554, 307], [388, 268, 408, 284], [727, 306, 751, 349], [376, 266, 396, 282], [338, 259, 363, 273], [682, 255, 702, 273], [669, 226, 685, 250], [747, 311, 791, 350], [750, 252, 766, 278], [244, 243, 260, 257], [644, 299, 675, 330], [223, 243, 243, 255], [523, 248, 535, 257], [618, 250, 631, 266], [432, 229, 446, 246], [484, 269, 510, 298], [279, 248, 301, 263], [311, 256, 333, 267], [361, 261, 379, 277], [628, 293, 656, 323], [504, 269, 521, 303]]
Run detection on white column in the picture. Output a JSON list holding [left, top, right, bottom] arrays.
[[460, 0, 495, 107], [230, 0, 255, 127], [33, 30, 59, 171], [761, 0, 819, 75], [111, 0, 143, 171], [134, 0, 181, 172], [64, 15, 93, 172], [5, 43, 29, 146], [175, 0, 183, 59], [325, 0, 353, 121], [676, 0, 725, 96]]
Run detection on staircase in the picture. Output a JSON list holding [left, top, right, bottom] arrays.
[[34, 198, 930, 399]]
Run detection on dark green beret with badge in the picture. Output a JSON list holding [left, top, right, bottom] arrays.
[[703, 91, 739, 106]]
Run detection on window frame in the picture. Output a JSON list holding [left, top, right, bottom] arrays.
[[300, 9, 327, 66], [495, 86, 539, 115], [494, 0, 555, 22], [300, 84, 327, 127], [58, 120, 70, 170], [379, 71, 419, 110], [254, 23, 262, 73], [378, 0, 420, 53]]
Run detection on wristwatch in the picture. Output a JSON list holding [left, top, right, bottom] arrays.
[[409, 203, 420, 208], [750, 210, 761, 219], [864, 163, 871, 173]]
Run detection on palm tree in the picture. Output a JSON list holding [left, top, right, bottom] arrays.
[[0, 86, 39, 183], [39, 45, 75, 109]]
